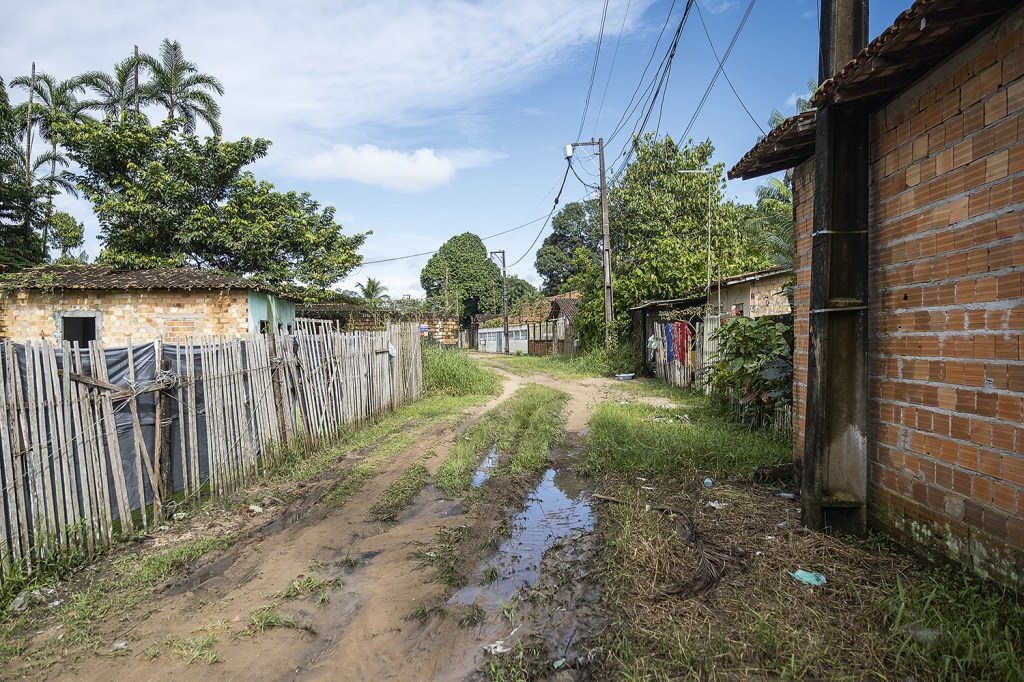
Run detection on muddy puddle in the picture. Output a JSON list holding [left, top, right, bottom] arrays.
[[472, 443, 500, 487], [450, 464, 593, 609]]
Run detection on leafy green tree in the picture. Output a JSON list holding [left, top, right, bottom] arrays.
[[355, 277, 389, 302], [420, 233, 500, 325], [505, 275, 538, 309], [140, 39, 224, 135], [534, 199, 601, 295], [570, 134, 769, 346], [58, 115, 366, 296], [48, 210, 85, 260]]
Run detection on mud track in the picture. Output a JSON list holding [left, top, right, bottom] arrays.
[[54, 359, 624, 681]]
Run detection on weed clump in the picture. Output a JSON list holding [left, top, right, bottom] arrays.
[[369, 464, 430, 521], [423, 345, 500, 396]]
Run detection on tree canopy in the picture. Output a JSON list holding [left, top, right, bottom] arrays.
[[420, 232, 500, 324], [58, 114, 366, 297], [569, 134, 770, 346], [534, 198, 600, 295]]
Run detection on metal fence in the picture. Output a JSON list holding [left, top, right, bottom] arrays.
[[0, 323, 422, 582]]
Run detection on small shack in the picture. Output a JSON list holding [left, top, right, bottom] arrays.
[[0, 265, 296, 344], [630, 267, 793, 383]]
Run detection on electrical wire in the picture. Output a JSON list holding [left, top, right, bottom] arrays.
[[577, 0, 612, 140], [680, 0, 758, 141], [570, 159, 600, 192], [507, 160, 573, 268], [590, 0, 633, 139], [610, 0, 696, 179], [358, 214, 550, 265], [605, 0, 678, 144], [694, 0, 765, 135]]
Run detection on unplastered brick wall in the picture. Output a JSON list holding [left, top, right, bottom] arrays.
[[0, 288, 250, 344], [792, 159, 815, 465], [866, 7, 1024, 585]]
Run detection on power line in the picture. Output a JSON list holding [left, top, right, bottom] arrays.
[[693, 0, 765, 135], [610, 0, 696, 179], [569, 157, 600, 192], [605, 0, 679, 145], [590, 0, 633, 139], [577, 0, 612, 140], [680, 0, 758, 141], [358, 214, 549, 265], [508, 160, 573, 267]]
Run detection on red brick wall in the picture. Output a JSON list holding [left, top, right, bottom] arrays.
[[792, 159, 815, 463], [869, 11, 1023, 584]]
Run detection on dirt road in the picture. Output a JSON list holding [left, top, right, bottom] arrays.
[[47, 359, 623, 681]]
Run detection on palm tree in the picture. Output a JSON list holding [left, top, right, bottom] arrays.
[[81, 56, 150, 121], [10, 71, 91, 247], [355, 277, 389, 302], [140, 39, 224, 135]]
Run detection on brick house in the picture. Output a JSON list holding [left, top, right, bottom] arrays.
[[730, 0, 1023, 586], [0, 265, 297, 344]]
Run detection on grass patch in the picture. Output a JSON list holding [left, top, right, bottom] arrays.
[[584, 391, 790, 476], [162, 632, 222, 665], [272, 394, 484, 484], [281, 574, 340, 605], [122, 536, 234, 588], [424, 345, 501, 396], [416, 526, 468, 587], [482, 343, 639, 379], [369, 464, 430, 521], [405, 603, 447, 622], [884, 567, 1024, 680], [435, 384, 567, 495], [247, 605, 306, 634]]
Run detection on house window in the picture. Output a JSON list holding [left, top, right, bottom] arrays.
[[259, 320, 269, 334], [63, 315, 97, 345]]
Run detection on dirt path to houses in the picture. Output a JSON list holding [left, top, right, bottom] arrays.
[[14, 358, 625, 681]]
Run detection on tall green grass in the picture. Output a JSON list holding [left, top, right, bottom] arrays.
[[583, 392, 790, 476], [423, 345, 501, 396], [435, 384, 567, 495], [885, 567, 1024, 680]]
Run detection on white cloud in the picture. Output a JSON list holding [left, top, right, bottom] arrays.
[[785, 92, 800, 109], [292, 144, 501, 191]]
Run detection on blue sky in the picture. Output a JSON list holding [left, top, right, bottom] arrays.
[[3, 0, 909, 297]]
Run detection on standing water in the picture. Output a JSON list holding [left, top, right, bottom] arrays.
[[449, 467, 593, 608]]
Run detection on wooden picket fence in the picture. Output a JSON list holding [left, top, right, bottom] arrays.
[[0, 322, 422, 582]]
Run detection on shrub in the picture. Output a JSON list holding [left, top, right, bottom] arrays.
[[708, 316, 792, 430]]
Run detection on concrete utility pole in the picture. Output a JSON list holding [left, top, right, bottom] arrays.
[[803, 0, 870, 535], [134, 45, 140, 116], [566, 138, 613, 346], [490, 250, 510, 354]]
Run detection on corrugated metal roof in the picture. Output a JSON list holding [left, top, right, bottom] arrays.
[[3, 265, 290, 297]]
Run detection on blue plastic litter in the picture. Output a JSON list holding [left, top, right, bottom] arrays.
[[790, 569, 827, 586]]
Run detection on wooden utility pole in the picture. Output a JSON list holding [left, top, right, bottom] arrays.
[[803, 0, 870, 535], [566, 138, 613, 346], [490, 250, 509, 354]]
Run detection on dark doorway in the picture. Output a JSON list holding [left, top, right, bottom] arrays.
[[63, 316, 97, 345]]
